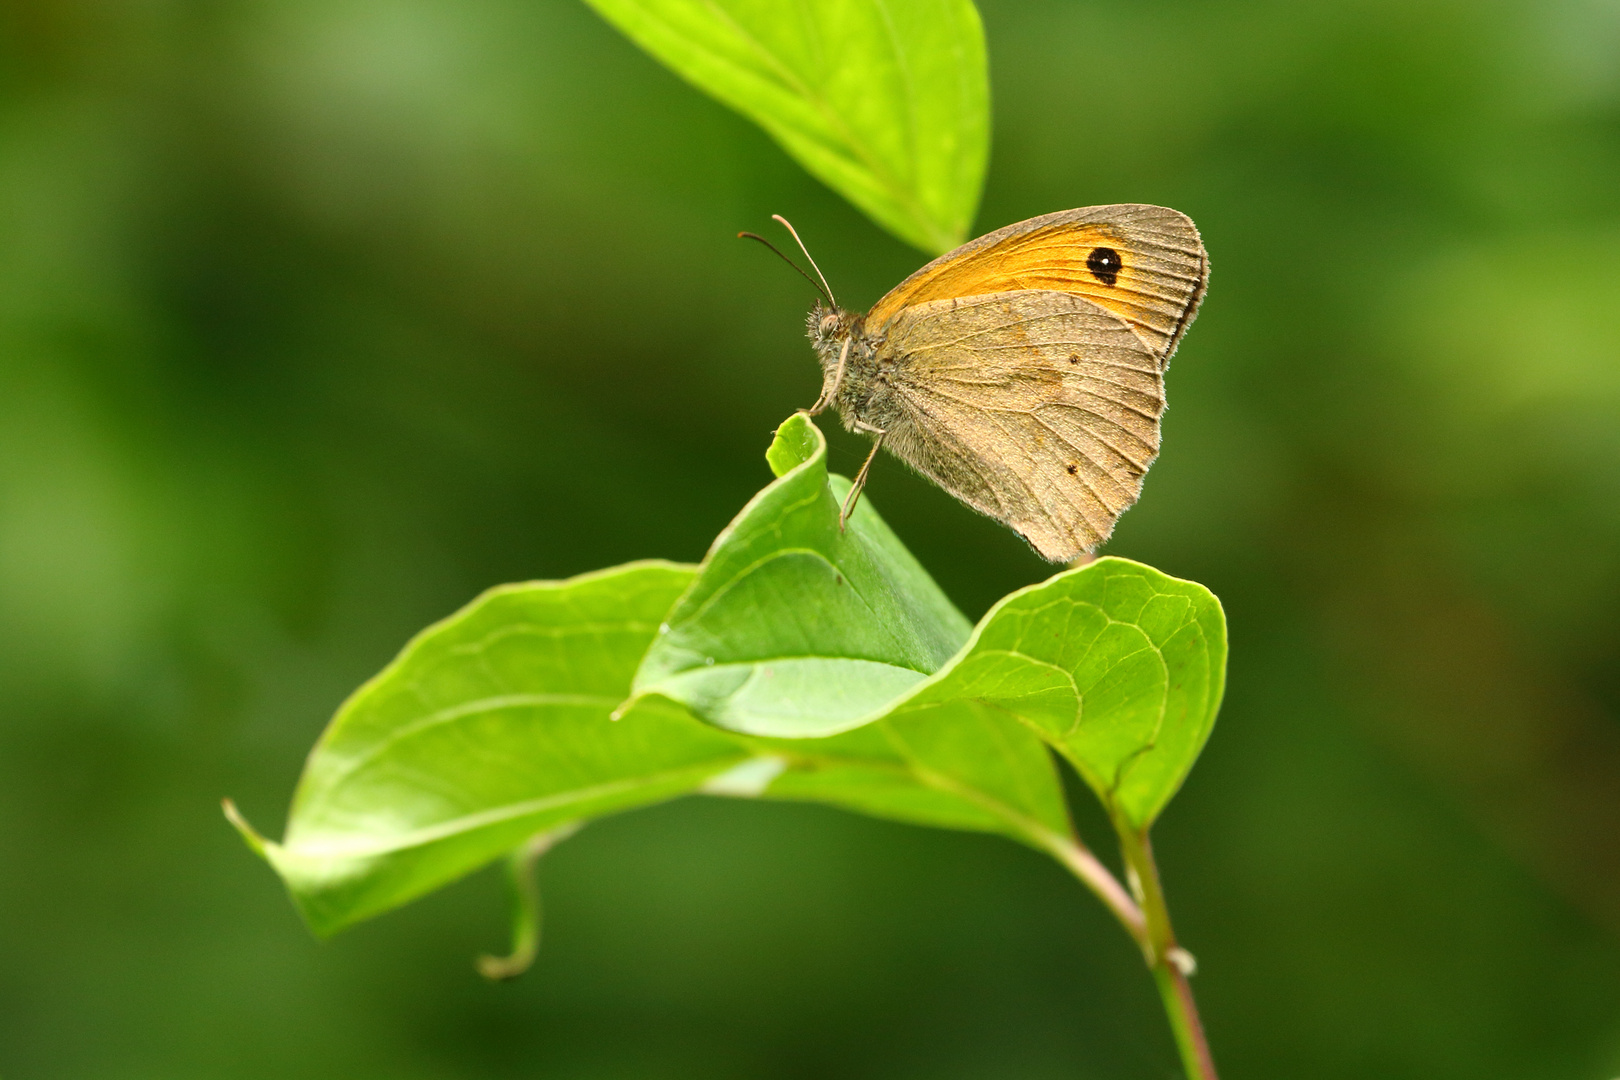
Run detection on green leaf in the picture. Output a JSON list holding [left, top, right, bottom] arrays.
[[756, 708, 1074, 848], [230, 418, 1218, 937], [229, 548, 1076, 936], [632, 412, 973, 738], [894, 558, 1227, 830], [226, 562, 755, 936], [636, 418, 1228, 830], [581, 0, 989, 253]]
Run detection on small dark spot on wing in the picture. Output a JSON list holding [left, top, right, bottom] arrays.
[[1087, 246, 1121, 286]]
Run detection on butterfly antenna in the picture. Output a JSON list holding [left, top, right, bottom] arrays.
[[771, 214, 837, 309], [738, 231, 835, 306]]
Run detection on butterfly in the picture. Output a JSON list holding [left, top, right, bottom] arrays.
[[747, 205, 1208, 563]]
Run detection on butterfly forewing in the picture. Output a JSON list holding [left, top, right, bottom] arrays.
[[879, 291, 1167, 561], [866, 204, 1206, 365]]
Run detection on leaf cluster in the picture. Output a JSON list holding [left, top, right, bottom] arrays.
[[224, 10, 1229, 1070], [230, 416, 1224, 939]]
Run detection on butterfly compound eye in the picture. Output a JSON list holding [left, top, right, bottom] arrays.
[[819, 312, 839, 335], [1086, 246, 1122, 286]]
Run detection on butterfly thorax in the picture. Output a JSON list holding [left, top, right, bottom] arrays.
[[806, 303, 904, 432]]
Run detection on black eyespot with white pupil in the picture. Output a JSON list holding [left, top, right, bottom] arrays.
[[1086, 246, 1121, 286]]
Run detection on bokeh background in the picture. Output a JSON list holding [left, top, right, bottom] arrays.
[[3, 0, 1619, 1076]]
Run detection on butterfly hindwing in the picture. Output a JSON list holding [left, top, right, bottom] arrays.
[[877, 290, 1166, 561]]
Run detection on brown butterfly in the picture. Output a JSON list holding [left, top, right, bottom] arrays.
[[747, 205, 1208, 563]]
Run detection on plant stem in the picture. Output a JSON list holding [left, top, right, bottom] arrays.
[[1116, 825, 1219, 1080], [475, 824, 580, 981], [1153, 962, 1217, 1080], [1043, 834, 1147, 950]]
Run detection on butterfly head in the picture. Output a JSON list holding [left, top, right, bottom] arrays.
[[806, 302, 858, 351]]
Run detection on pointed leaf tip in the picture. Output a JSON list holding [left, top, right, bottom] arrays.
[[766, 413, 822, 477], [222, 798, 270, 860]]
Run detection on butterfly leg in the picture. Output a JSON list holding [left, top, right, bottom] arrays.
[[805, 337, 852, 416], [838, 426, 885, 531]]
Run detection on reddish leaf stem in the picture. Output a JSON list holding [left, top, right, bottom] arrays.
[[1117, 825, 1218, 1080]]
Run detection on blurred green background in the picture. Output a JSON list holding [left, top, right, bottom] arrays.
[[3, 0, 1619, 1076]]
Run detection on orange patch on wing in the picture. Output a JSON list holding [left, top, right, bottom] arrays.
[[867, 222, 1191, 354]]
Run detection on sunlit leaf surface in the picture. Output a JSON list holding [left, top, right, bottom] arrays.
[[228, 562, 752, 935], [640, 415, 1227, 829], [581, 0, 988, 252], [231, 519, 1074, 935], [232, 418, 1219, 934], [901, 558, 1226, 829], [633, 413, 973, 738]]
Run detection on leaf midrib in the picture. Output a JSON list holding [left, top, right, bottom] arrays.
[[300, 693, 624, 813], [282, 759, 746, 858]]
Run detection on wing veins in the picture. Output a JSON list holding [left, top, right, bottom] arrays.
[[909, 381, 1156, 474]]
